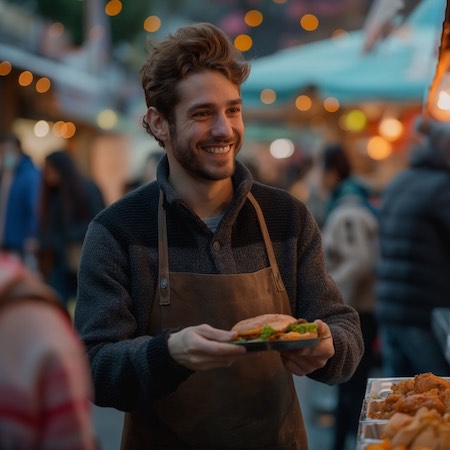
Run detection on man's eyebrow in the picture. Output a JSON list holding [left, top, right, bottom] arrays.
[[187, 98, 243, 112]]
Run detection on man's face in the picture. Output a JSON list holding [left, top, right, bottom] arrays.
[[164, 70, 244, 183]]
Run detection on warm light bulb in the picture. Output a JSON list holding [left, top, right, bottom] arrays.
[[426, 52, 450, 121]]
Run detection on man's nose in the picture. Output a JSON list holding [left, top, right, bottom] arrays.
[[211, 113, 233, 137]]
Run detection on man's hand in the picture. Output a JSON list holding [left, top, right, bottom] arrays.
[[168, 324, 247, 371], [280, 320, 335, 376]]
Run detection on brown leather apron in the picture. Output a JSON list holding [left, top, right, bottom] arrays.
[[121, 192, 307, 450]]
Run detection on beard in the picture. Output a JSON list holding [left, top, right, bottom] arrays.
[[168, 124, 242, 181]]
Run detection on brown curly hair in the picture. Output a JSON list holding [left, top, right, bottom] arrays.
[[140, 22, 250, 146]]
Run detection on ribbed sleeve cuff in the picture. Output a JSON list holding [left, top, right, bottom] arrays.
[[146, 329, 194, 400]]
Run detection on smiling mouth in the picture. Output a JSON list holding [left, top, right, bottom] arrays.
[[203, 145, 231, 154]]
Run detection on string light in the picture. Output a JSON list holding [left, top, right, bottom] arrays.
[[105, 0, 122, 17], [0, 61, 12, 76], [35, 77, 51, 93], [244, 10, 263, 27], [295, 95, 312, 112], [18, 71, 33, 86], [144, 16, 161, 32], [234, 34, 253, 52], [260, 89, 277, 104]]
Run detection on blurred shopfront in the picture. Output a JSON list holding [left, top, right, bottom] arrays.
[[0, 0, 154, 205]]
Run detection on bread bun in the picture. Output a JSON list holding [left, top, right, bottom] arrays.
[[231, 313, 318, 341]]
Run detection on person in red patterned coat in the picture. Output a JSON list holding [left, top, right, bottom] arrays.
[[0, 253, 97, 450]]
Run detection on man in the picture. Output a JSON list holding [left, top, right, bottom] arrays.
[[319, 144, 379, 450], [0, 253, 97, 449], [376, 116, 450, 377], [0, 133, 40, 262], [75, 22, 363, 449]]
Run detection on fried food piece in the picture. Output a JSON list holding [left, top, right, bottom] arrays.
[[393, 391, 446, 417], [414, 372, 450, 394], [391, 379, 415, 396], [382, 412, 413, 437], [381, 407, 450, 449], [374, 373, 450, 420]]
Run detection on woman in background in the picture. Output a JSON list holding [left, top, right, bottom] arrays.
[[37, 150, 105, 307]]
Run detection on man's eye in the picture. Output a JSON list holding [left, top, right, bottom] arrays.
[[194, 111, 210, 117], [229, 107, 241, 114]]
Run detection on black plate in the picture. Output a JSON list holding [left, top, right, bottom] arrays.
[[233, 338, 320, 352]]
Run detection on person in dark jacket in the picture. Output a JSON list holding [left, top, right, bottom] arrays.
[[0, 133, 41, 262], [376, 116, 450, 377], [37, 150, 105, 306], [320, 144, 379, 450], [74, 22, 363, 450]]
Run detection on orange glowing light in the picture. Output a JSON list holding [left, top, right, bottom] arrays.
[[144, 16, 161, 33], [36, 77, 51, 93], [18, 71, 33, 86], [323, 97, 340, 112], [105, 0, 122, 17], [300, 14, 319, 32], [295, 95, 312, 111], [245, 10, 263, 27], [234, 34, 253, 52], [0, 61, 12, 76], [260, 89, 277, 104], [63, 122, 76, 138], [367, 136, 392, 160]]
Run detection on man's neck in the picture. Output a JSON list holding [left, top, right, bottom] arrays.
[[169, 176, 233, 218]]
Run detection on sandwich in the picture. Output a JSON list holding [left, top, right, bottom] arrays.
[[231, 313, 318, 342]]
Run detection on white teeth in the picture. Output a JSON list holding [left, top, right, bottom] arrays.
[[204, 145, 231, 154]]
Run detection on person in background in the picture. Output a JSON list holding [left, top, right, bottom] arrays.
[[320, 144, 379, 450], [123, 150, 164, 193], [0, 133, 41, 266], [37, 150, 105, 307], [376, 117, 450, 377], [75, 22, 363, 449], [0, 252, 97, 450]]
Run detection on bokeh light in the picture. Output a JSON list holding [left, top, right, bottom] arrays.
[[34, 120, 50, 137], [367, 136, 392, 160], [270, 138, 295, 159], [97, 109, 118, 130], [378, 118, 403, 141], [260, 89, 277, 104], [300, 14, 319, 32], [331, 29, 348, 41], [63, 122, 76, 138], [105, 0, 122, 17], [0, 61, 12, 76], [340, 109, 367, 132], [244, 10, 263, 27], [323, 97, 340, 113], [18, 71, 33, 86], [234, 34, 253, 52], [295, 95, 312, 112], [36, 77, 51, 93], [144, 16, 161, 33]]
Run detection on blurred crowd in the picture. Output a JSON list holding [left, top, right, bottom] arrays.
[[1, 111, 450, 449]]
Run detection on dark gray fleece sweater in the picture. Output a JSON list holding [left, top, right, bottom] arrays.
[[74, 156, 363, 413]]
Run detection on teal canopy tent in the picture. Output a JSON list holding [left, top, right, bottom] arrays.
[[242, 0, 445, 107]]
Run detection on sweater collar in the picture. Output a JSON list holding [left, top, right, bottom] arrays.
[[155, 154, 254, 215]]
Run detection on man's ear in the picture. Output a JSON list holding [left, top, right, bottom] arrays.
[[146, 107, 168, 142]]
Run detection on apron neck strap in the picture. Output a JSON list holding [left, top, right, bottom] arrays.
[[158, 191, 170, 305], [246, 192, 285, 292]]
